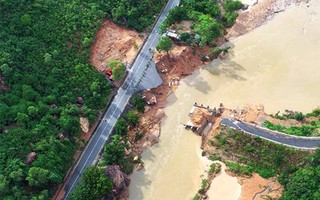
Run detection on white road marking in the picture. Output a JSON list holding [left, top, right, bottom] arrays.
[[64, 0, 180, 198]]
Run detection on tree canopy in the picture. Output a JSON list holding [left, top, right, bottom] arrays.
[[280, 149, 320, 200], [0, 0, 166, 198], [71, 166, 113, 200], [156, 37, 174, 54], [108, 60, 127, 81]]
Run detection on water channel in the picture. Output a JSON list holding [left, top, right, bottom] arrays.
[[129, 1, 320, 199]]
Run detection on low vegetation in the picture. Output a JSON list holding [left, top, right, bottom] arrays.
[[211, 127, 309, 178], [263, 108, 320, 136], [192, 161, 222, 199], [263, 121, 320, 137]]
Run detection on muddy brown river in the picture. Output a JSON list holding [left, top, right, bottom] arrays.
[[129, 1, 320, 199]]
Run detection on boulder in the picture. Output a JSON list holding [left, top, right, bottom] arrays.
[[105, 165, 130, 199], [136, 163, 144, 171], [144, 106, 151, 113], [147, 122, 161, 144], [146, 94, 157, 105], [133, 155, 139, 162], [154, 109, 165, 120], [76, 97, 84, 107], [124, 148, 132, 156], [80, 117, 89, 133], [25, 152, 37, 165]]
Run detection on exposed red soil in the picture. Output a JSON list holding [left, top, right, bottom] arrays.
[[238, 173, 283, 200], [90, 20, 143, 71]]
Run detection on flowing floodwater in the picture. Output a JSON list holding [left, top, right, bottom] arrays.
[[129, 1, 320, 199]]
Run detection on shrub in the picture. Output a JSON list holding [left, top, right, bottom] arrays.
[[130, 94, 145, 113], [222, 0, 243, 12], [108, 60, 127, 81], [114, 118, 128, 136], [135, 132, 144, 141], [126, 110, 140, 128]]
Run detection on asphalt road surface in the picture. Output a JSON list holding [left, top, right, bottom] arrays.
[[221, 118, 320, 149], [63, 0, 180, 199]]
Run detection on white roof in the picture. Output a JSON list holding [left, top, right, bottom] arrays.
[[166, 31, 179, 39]]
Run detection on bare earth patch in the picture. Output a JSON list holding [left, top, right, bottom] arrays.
[[90, 20, 143, 71], [239, 173, 283, 200]]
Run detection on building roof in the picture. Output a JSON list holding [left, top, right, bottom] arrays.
[[166, 31, 180, 40]]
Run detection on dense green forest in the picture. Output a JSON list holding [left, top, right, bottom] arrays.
[[280, 149, 320, 200], [0, 0, 166, 199]]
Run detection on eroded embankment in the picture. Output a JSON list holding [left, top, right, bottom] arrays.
[[129, 0, 319, 199]]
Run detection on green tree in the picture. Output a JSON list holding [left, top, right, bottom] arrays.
[[0, 175, 9, 196], [21, 14, 31, 26], [126, 110, 140, 128], [156, 37, 173, 55], [130, 94, 145, 112], [222, 0, 243, 12], [26, 167, 50, 187], [43, 53, 52, 64], [103, 134, 125, 165], [114, 118, 128, 135], [30, 190, 49, 200], [222, 12, 238, 27], [71, 166, 113, 200], [179, 32, 191, 42], [108, 60, 127, 81], [281, 167, 320, 200], [194, 14, 223, 46]]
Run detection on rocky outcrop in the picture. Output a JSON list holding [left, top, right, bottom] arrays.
[[105, 165, 130, 199], [25, 152, 37, 165], [0, 76, 9, 93], [147, 122, 161, 144], [154, 109, 165, 120], [80, 117, 89, 134]]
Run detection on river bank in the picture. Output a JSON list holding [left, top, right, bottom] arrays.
[[128, 0, 320, 199], [83, 0, 319, 198]]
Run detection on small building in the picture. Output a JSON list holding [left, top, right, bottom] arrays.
[[183, 103, 215, 135], [165, 30, 180, 41]]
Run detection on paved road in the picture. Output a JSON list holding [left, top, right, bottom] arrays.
[[221, 118, 320, 149], [63, 0, 180, 199]]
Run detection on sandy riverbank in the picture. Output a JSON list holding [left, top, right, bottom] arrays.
[[207, 161, 241, 200]]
